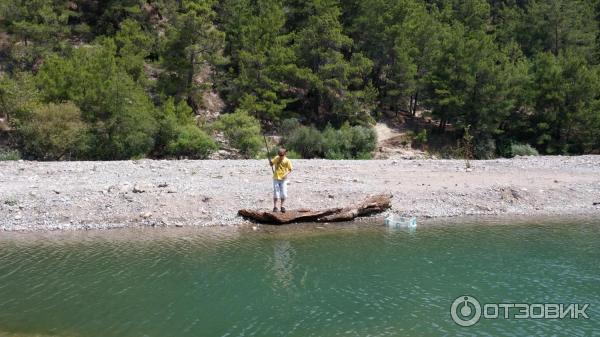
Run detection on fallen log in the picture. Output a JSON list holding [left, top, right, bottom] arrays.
[[238, 194, 392, 225]]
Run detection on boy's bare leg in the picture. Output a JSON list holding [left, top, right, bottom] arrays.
[[280, 199, 286, 212], [273, 199, 278, 211]]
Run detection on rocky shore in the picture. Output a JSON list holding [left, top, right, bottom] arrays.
[[1, 156, 599, 231]]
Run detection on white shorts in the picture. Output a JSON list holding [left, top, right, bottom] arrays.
[[273, 179, 288, 200]]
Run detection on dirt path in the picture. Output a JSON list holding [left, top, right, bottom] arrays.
[[374, 122, 428, 159]]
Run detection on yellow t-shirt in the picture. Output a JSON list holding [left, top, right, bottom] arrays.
[[271, 156, 293, 180]]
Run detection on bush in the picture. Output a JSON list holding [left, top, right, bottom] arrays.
[[279, 118, 301, 134], [0, 149, 21, 161], [321, 123, 377, 159], [213, 110, 262, 157], [285, 150, 302, 159], [474, 137, 496, 159], [412, 129, 428, 148], [510, 143, 539, 157], [167, 124, 217, 159], [285, 126, 324, 158], [155, 98, 199, 157], [17, 102, 89, 160], [285, 123, 377, 159], [346, 124, 377, 158]]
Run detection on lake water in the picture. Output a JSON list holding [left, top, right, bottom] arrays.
[[0, 219, 599, 336]]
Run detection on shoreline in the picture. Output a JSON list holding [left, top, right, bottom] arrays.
[[1, 156, 599, 232], [1, 214, 599, 243]]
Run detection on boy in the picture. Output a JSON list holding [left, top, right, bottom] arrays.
[[269, 148, 293, 213]]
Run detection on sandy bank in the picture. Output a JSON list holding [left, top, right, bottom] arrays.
[[1, 156, 599, 231]]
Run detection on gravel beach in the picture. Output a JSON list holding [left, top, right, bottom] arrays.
[[1, 156, 599, 231]]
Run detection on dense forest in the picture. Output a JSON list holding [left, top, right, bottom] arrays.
[[1, 0, 599, 160]]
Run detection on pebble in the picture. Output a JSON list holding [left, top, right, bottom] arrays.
[[2, 157, 600, 231]]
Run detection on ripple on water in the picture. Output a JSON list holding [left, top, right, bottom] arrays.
[[0, 219, 599, 337]]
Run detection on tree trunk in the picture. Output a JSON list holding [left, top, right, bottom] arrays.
[[412, 91, 419, 116], [238, 194, 392, 225]]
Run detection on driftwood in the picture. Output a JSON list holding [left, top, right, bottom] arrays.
[[238, 194, 392, 225]]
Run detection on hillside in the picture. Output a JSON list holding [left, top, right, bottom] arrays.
[[1, 0, 600, 161]]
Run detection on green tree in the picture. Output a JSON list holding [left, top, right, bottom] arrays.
[[0, 72, 41, 127], [522, 0, 597, 59], [293, 0, 374, 125], [0, 0, 72, 71], [529, 52, 600, 153], [220, 0, 298, 121], [36, 40, 158, 159], [158, 0, 224, 112], [346, 0, 440, 115], [155, 97, 216, 158], [74, 0, 145, 36], [114, 19, 154, 83], [424, 23, 515, 149]]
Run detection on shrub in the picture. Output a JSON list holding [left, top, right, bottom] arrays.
[[167, 124, 217, 159], [286, 123, 377, 159], [213, 110, 262, 157], [285, 126, 324, 158], [0, 149, 21, 161], [474, 137, 496, 159], [511, 143, 539, 157], [321, 123, 377, 159], [412, 129, 428, 148], [279, 118, 301, 133], [347, 124, 377, 158], [155, 98, 198, 156], [285, 150, 302, 159], [17, 102, 89, 160], [3, 197, 18, 206]]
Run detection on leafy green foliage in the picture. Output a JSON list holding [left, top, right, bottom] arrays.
[[36, 40, 158, 159], [114, 19, 154, 83], [284, 126, 324, 159], [167, 124, 217, 159], [213, 110, 263, 157], [16, 102, 89, 160], [412, 129, 428, 148], [285, 123, 377, 159], [219, 0, 297, 121], [527, 51, 600, 154], [290, 0, 375, 125], [0, 72, 41, 127], [510, 143, 539, 157], [154, 97, 217, 158], [158, 2, 224, 110], [2, 0, 600, 159], [0, 149, 21, 161]]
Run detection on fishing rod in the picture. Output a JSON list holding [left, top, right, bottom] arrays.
[[264, 134, 274, 173]]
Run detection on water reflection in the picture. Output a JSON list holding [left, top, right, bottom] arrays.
[[270, 240, 295, 290]]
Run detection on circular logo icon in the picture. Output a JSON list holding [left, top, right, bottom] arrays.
[[451, 295, 482, 327]]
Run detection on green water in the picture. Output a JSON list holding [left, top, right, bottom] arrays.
[[0, 220, 599, 337]]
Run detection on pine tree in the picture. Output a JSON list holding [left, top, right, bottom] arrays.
[[158, 0, 224, 112], [219, 0, 298, 121], [293, 0, 374, 125]]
